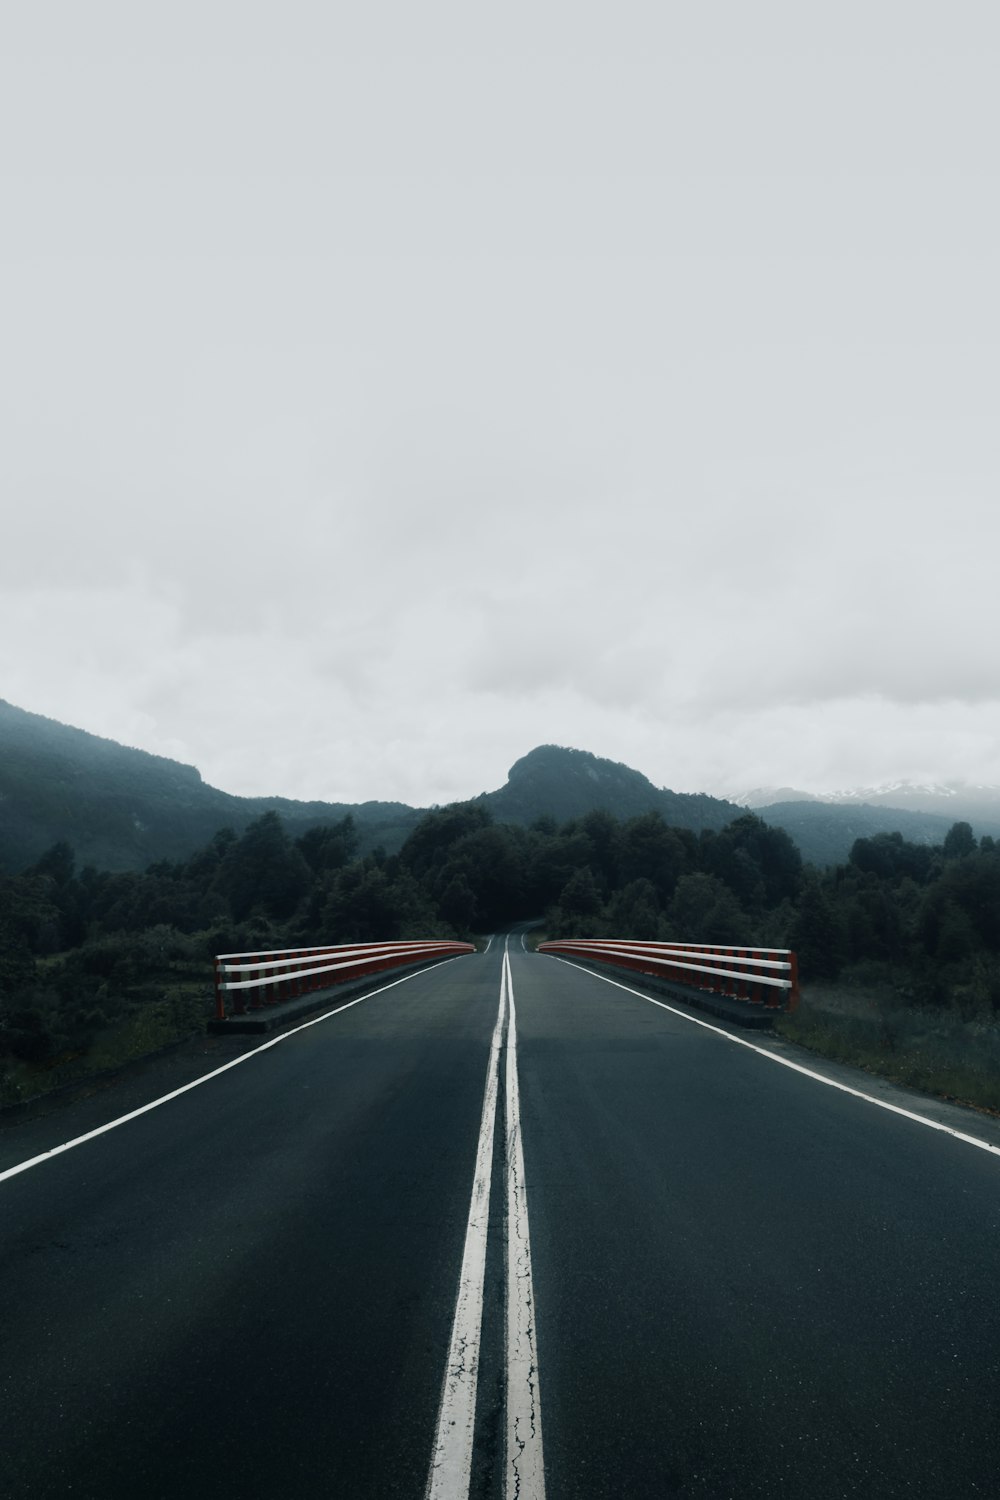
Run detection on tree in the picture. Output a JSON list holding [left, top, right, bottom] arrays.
[[321, 860, 438, 943], [214, 813, 311, 922], [0, 913, 37, 997], [790, 878, 845, 981], [439, 874, 477, 932], [557, 867, 603, 920], [937, 850, 1000, 950], [666, 873, 752, 946], [723, 814, 803, 906], [297, 817, 359, 874], [530, 828, 596, 908], [579, 810, 622, 890], [943, 821, 977, 860], [434, 826, 525, 929], [398, 804, 493, 879], [704, 839, 765, 909], [31, 841, 76, 887], [850, 831, 935, 884], [605, 879, 660, 940], [323, 861, 397, 943], [617, 813, 691, 901], [183, 828, 238, 882], [934, 900, 979, 965], [0, 874, 61, 956]]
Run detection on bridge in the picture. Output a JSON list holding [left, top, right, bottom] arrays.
[[2, 934, 999, 1498]]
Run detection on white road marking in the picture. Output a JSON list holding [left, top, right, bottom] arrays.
[[504, 944, 546, 1499], [483, 935, 494, 955], [427, 942, 547, 1500], [0, 960, 460, 1186], [548, 956, 1000, 1161], [426, 955, 507, 1499]]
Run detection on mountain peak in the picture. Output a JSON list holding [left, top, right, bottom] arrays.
[[735, 786, 818, 807], [487, 745, 738, 830], [746, 778, 1000, 824], [506, 744, 656, 786]]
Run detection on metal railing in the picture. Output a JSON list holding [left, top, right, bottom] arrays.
[[213, 939, 475, 1020], [537, 938, 799, 1011]]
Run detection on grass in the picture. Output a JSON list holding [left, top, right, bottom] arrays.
[[774, 980, 1000, 1115], [0, 978, 211, 1109]]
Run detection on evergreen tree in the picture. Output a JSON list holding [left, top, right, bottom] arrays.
[[943, 821, 977, 860], [214, 813, 311, 922], [790, 878, 845, 981]]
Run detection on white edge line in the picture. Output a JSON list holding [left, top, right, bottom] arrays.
[[546, 955, 1000, 1161], [425, 947, 506, 1499], [0, 959, 461, 1186], [504, 943, 545, 1499]]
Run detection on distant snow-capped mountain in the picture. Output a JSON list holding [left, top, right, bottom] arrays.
[[737, 781, 1000, 822], [734, 786, 819, 807], [825, 782, 964, 803]]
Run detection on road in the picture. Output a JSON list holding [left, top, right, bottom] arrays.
[[2, 937, 1000, 1498]]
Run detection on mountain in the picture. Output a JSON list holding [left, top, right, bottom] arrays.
[[732, 780, 1000, 864], [0, 705, 743, 875], [479, 745, 741, 831], [747, 800, 1000, 869], [3, 697, 995, 877], [736, 786, 820, 807], [738, 780, 1000, 824], [820, 781, 1000, 824], [0, 699, 420, 873]]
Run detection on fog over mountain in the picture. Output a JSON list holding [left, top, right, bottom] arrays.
[[739, 782, 1000, 824]]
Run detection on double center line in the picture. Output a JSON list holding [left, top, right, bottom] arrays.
[[425, 939, 545, 1500]]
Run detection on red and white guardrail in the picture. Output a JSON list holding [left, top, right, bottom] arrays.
[[213, 939, 475, 1021], [537, 939, 800, 1011]]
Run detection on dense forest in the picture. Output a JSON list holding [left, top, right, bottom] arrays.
[[2, 800, 999, 1090]]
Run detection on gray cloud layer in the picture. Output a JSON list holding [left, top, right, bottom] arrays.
[[2, 4, 998, 804]]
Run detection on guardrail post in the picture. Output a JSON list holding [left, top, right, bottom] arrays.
[[788, 951, 800, 1012], [267, 957, 280, 1005]]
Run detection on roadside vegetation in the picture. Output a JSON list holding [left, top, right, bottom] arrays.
[[2, 804, 998, 1110], [775, 982, 1000, 1113]]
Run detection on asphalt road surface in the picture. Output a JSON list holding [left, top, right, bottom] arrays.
[[3, 937, 1000, 1499]]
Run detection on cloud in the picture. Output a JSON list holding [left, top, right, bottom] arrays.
[[3, 557, 999, 808], [3, 7, 998, 809]]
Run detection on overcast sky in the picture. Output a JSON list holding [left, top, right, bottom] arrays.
[[2, 3, 998, 808]]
